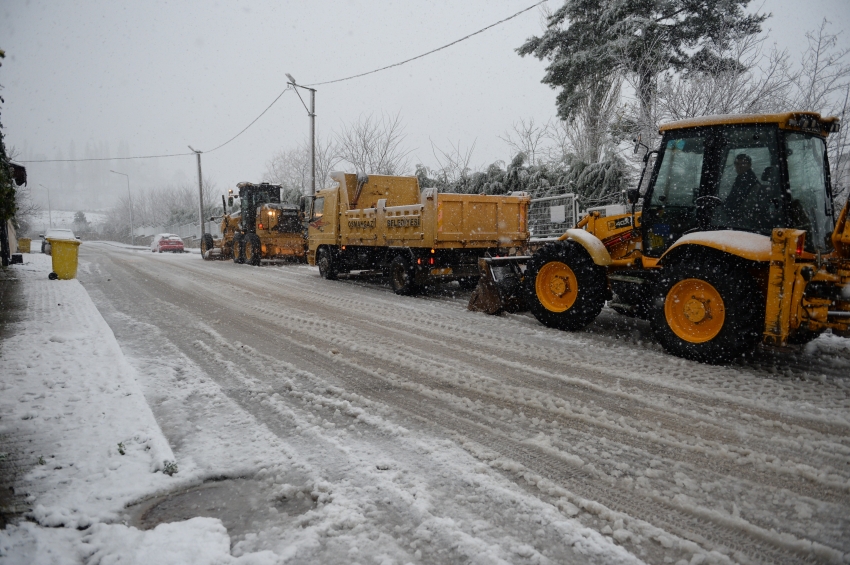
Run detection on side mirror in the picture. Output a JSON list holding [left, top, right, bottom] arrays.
[[633, 135, 642, 154], [627, 188, 640, 204], [39, 234, 44, 238], [227, 196, 234, 207]]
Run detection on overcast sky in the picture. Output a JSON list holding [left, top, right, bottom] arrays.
[[2, 0, 849, 211]]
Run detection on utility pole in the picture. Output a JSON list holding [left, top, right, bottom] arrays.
[[108, 171, 133, 245], [188, 146, 205, 239], [38, 184, 53, 228], [285, 73, 317, 196]]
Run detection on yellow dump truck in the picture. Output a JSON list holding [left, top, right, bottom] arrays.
[[201, 182, 307, 265], [307, 172, 530, 294], [473, 112, 849, 363]]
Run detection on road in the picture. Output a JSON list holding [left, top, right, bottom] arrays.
[[79, 242, 850, 565]]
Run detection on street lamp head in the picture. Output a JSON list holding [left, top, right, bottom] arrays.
[[286, 73, 296, 85], [188, 145, 201, 154]]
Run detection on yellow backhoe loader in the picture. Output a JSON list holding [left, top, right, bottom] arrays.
[[471, 112, 849, 363]]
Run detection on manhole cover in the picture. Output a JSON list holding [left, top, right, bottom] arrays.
[[125, 477, 315, 541]]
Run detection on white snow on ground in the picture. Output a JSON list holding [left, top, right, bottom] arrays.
[[0, 254, 276, 564], [1, 252, 636, 564]]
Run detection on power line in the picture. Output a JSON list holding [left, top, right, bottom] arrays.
[[18, 1, 546, 164], [205, 86, 292, 153], [307, 0, 547, 87], [19, 152, 195, 163]]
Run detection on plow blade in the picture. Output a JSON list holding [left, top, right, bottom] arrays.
[[468, 257, 529, 315]]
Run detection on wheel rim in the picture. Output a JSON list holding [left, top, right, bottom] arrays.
[[665, 278, 726, 343], [245, 243, 253, 262], [535, 261, 578, 313]]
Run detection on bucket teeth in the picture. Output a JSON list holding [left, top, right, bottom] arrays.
[[468, 276, 505, 314]]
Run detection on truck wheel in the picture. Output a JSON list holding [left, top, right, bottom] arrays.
[[390, 255, 418, 295], [233, 233, 245, 264], [525, 241, 606, 330], [652, 258, 764, 364], [245, 234, 262, 266], [317, 247, 338, 280], [200, 233, 214, 260]]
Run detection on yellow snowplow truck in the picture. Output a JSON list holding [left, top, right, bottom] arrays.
[[308, 172, 529, 294], [474, 112, 849, 363], [201, 182, 307, 265]]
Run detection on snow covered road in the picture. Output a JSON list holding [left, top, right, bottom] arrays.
[[75, 243, 850, 564]]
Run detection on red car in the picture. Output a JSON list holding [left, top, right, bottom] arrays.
[[151, 233, 185, 253]]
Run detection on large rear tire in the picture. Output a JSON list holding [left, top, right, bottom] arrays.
[[317, 247, 337, 280], [200, 233, 215, 260], [525, 241, 607, 330], [232, 233, 245, 264], [245, 234, 262, 266], [390, 254, 418, 295], [652, 258, 764, 363]]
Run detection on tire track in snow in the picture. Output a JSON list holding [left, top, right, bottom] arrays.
[[84, 248, 848, 564]]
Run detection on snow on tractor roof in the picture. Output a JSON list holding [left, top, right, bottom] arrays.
[[659, 111, 840, 135]]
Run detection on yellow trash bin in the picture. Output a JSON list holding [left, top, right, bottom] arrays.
[[17, 238, 32, 253], [47, 238, 81, 280]]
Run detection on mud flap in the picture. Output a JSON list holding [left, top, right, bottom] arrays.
[[467, 257, 529, 315]]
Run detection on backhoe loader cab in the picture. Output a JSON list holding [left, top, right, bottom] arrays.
[[476, 112, 849, 363], [641, 115, 837, 256]]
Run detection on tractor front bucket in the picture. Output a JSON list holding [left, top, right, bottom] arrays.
[[468, 257, 529, 315]]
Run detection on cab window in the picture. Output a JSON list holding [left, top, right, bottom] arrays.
[[785, 132, 833, 252], [311, 197, 325, 221], [642, 134, 706, 256], [711, 125, 781, 234], [650, 137, 705, 207]]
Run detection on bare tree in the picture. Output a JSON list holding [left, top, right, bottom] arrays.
[[548, 75, 623, 165], [787, 21, 850, 205], [499, 118, 550, 166], [655, 32, 795, 122], [264, 134, 339, 199], [103, 178, 219, 242], [335, 112, 413, 175], [791, 21, 850, 112], [428, 139, 477, 187]]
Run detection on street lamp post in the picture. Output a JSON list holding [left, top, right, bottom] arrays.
[[38, 184, 53, 228], [188, 146, 205, 239], [109, 170, 133, 245], [285, 73, 317, 196]]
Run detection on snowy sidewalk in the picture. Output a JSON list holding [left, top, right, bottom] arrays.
[[0, 254, 274, 564]]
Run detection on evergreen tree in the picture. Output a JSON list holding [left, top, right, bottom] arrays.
[[518, 0, 766, 133]]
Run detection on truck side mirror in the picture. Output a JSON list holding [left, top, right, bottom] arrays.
[[227, 196, 234, 207], [627, 188, 640, 204]]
